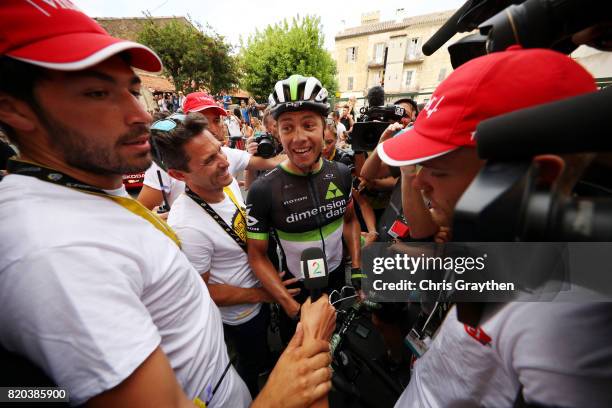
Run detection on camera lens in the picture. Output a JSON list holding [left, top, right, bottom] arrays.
[[257, 139, 275, 158]]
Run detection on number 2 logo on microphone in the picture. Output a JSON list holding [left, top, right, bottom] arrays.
[[309, 259, 325, 278]]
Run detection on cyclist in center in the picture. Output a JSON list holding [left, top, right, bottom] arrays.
[[246, 75, 362, 341]]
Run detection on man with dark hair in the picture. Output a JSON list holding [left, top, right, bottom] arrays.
[[0, 2, 334, 407], [138, 92, 284, 211], [393, 97, 418, 124], [152, 112, 297, 398]]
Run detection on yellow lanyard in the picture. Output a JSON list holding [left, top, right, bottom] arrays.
[[223, 186, 247, 242], [7, 159, 181, 248], [89, 191, 181, 248]]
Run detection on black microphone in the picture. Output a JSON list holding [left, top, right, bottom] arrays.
[[475, 87, 612, 160], [366, 86, 385, 107], [301, 247, 329, 302], [422, 0, 474, 56]]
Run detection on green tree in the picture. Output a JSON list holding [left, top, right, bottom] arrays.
[[239, 15, 337, 100], [137, 17, 238, 94]]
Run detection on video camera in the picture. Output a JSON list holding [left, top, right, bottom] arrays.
[[349, 86, 407, 152], [454, 87, 612, 242], [420, 0, 612, 242], [253, 131, 277, 158], [423, 0, 612, 57]]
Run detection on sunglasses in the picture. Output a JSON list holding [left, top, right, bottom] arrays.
[[151, 113, 187, 132]]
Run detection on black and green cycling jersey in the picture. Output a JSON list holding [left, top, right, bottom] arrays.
[[246, 158, 352, 279]]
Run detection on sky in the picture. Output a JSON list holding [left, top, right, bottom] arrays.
[[74, 0, 466, 52]]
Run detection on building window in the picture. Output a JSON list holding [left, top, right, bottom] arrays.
[[406, 37, 422, 60], [347, 77, 354, 90], [371, 71, 382, 87], [438, 68, 447, 82], [346, 47, 358, 63], [404, 70, 415, 87], [374, 43, 385, 64]]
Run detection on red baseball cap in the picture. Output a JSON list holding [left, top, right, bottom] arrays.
[[183, 92, 227, 116], [0, 0, 162, 72], [378, 47, 597, 167]]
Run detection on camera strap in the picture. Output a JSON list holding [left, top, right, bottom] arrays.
[[185, 186, 247, 253], [6, 159, 181, 248]]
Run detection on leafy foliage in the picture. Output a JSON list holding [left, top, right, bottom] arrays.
[[137, 17, 239, 94], [239, 15, 337, 100]]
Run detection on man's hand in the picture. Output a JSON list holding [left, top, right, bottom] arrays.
[[259, 272, 301, 303], [283, 299, 302, 320], [246, 136, 258, 155], [434, 226, 452, 243], [300, 294, 336, 343], [380, 122, 404, 143], [361, 231, 378, 246], [253, 323, 332, 408], [279, 271, 301, 297]]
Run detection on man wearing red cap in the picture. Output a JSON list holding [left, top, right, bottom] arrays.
[[378, 48, 612, 407], [0, 1, 334, 407]]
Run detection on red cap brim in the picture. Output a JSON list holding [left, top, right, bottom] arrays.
[[377, 126, 458, 167], [7, 32, 162, 73], [189, 105, 228, 116]]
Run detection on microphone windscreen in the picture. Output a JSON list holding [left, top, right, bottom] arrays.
[[476, 88, 612, 160], [301, 247, 329, 291]]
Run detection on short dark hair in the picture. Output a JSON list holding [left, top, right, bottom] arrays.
[[0, 56, 50, 146], [152, 112, 209, 172], [394, 98, 419, 116], [331, 111, 340, 119]]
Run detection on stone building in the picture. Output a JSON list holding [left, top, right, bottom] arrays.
[[334, 10, 466, 104], [334, 9, 611, 107]]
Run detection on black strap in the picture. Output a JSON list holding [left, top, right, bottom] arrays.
[[184, 187, 247, 253], [206, 355, 236, 406], [8, 159, 109, 195], [7, 159, 181, 247]]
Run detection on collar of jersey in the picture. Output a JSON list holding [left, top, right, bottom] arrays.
[[279, 158, 324, 176]]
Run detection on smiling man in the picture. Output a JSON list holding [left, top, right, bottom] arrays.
[[0, 3, 334, 407], [246, 75, 361, 341], [152, 113, 295, 398]]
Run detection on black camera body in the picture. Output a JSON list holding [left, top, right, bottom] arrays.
[[253, 131, 276, 158], [350, 105, 407, 152]]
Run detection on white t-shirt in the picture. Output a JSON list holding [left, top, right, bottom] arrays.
[[336, 122, 347, 138], [395, 302, 612, 408], [0, 175, 251, 407], [143, 147, 250, 205], [225, 116, 243, 137], [168, 179, 262, 325]]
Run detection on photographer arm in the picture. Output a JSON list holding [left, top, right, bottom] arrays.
[[243, 138, 286, 189], [360, 122, 404, 181], [353, 188, 378, 240], [342, 201, 362, 268]]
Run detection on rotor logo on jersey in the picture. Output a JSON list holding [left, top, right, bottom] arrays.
[[325, 182, 343, 200]]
